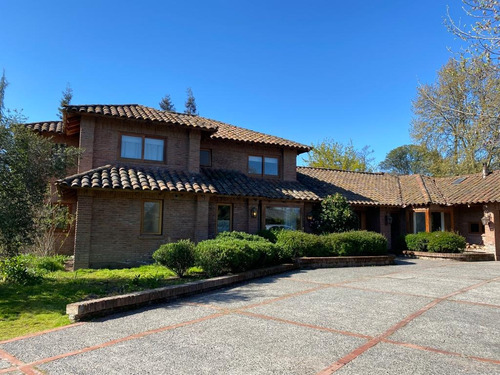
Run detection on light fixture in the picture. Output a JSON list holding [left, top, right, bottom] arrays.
[[481, 213, 491, 226], [250, 207, 258, 218], [306, 212, 314, 222]]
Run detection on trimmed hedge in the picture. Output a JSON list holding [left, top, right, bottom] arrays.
[[405, 232, 466, 253], [275, 230, 388, 258], [153, 240, 196, 277], [195, 236, 281, 277], [322, 231, 388, 256]]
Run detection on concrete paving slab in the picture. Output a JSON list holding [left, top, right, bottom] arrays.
[[0, 303, 215, 364], [449, 281, 500, 306], [184, 274, 318, 309], [389, 300, 500, 361], [248, 286, 433, 336], [344, 274, 476, 298], [0, 358, 12, 369], [38, 313, 366, 375], [334, 342, 500, 375], [412, 262, 500, 281]]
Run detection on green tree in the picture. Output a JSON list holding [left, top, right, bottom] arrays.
[[57, 83, 73, 119], [0, 76, 79, 256], [0, 70, 7, 120], [379, 144, 441, 175], [184, 87, 197, 115], [411, 57, 500, 175], [311, 193, 358, 234], [159, 94, 176, 112], [304, 138, 374, 172]]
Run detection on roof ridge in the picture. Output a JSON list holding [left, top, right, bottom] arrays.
[[414, 174, 432, 204], [297, 166, 386, 176], [24, 120, 61, 124], [56, 164, 113, 183]]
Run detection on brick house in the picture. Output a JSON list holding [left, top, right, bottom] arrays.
[[24, 104, 500, 268]]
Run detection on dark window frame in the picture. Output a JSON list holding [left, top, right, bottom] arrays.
[[119, 133, 167, 163], [216, 204, 233, 234], [141, 199, 163, 235], [200, 149, 212, 167], [248, 155, 279, 177]]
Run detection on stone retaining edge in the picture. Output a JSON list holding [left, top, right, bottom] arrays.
[[402, 250, 495, 261], [66, 255, 396, 322], [296, 255, 396, 268], [66, 264, 298, 322]]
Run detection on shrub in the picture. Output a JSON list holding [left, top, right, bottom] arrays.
[[153, 240, 196, 277], [427, 232, 466, 253], [195, 236, 280, 277], [275, 230, 330, 258], [405, 232, 433, 252], [311, 193, 358, 234], [256, 229, 278, 243], [216, 231, 266, 242], [32, 255, 67, 272], [0, 255, 43, 285], [323, 231, 388, 256]]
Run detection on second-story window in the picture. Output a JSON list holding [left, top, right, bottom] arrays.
[[248, 156, 278, 176], [200, 149, 212, 167], [121, 135, 165, 162]]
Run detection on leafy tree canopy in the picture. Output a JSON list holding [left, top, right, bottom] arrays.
[[304, 138, 374, 172], [379, 144, 442, 175], [411, 57, 500, 175]]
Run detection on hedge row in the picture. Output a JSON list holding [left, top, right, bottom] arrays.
[[153, 230, 388, 277], [405, 231, 466, 253]]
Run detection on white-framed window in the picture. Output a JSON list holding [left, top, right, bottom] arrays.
[[121, 135, 165, 162]]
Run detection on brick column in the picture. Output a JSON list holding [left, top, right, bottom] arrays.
[[493, 205, 500, 261], [73, 194, 93, 269], [188, 130, 201, 173], [78, 117, 96, 173], [194, 195, 209, 242]]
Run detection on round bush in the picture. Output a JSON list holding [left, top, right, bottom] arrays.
[[153, 240, 196, 277], [323, 231, 387, 256], [0, 255, 43, 285], [405, 232, 432, 252], [427, 232, 466, 253], [275, 230, 330, 258]]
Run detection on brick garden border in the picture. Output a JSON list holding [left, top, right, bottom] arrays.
[[66, 255, 395, 322], [402, 250, 495, 261]]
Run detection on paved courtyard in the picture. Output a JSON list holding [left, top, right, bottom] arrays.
[[1, 258, 499, 374]]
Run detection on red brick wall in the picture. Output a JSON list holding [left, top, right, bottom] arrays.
[[454, 205, 485, 245], [200, 139, 298, 181]]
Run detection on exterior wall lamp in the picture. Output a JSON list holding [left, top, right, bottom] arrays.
[[481, 213, 491, 226], [250, 207, 258, 218], [306, 212, 314, 222]]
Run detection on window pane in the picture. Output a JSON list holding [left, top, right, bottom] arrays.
[[217, 205, 231, 233], [248, 156, 262, 174], [143, 201, 161, 234], [265, 207, 301, 230], [144, 138, 164, 161], [264, 157, 278, 176], [200, 149, 211, 166], [414, 212, 426, 233], [121, 135, 142, 159]]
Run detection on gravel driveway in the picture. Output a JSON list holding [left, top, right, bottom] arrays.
[[1, 258, 499, 374]]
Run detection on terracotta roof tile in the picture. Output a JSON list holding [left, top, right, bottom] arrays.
[[297, 167, 403, 206], [64, 104, 310, 151], [58, 165, 320, 201], [23, 121, 64, 134]]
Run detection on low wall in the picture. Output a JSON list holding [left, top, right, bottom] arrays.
[[402, 251, 495, 261], [296, 255, 396, 268]]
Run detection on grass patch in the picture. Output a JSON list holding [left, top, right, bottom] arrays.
[[0, 264, 203, 341]]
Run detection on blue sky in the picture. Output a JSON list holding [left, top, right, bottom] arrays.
[[0, 0, 466, 167]]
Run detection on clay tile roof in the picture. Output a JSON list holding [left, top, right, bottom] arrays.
[[57, 165, 321, 201], [23, 121, 64, 134], [433, 170, 500, 205], [296, 167, 403, 206], [64, 104, 309, 151]]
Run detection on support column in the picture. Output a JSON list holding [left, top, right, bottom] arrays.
[[493, 206, 500, 261], [187, 130, 201, 173], [77, 117, 95, 173], [73, 194, 93, 270]]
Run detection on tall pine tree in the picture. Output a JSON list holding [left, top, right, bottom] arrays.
[[184, 88, 197, 115], [159, 94, 175, 112], [57, 83, 73, 119]]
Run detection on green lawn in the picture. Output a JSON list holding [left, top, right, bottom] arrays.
[[0, 265, 203, 341]]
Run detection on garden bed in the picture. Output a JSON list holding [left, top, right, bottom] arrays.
[[402, 250, 495, 261]]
